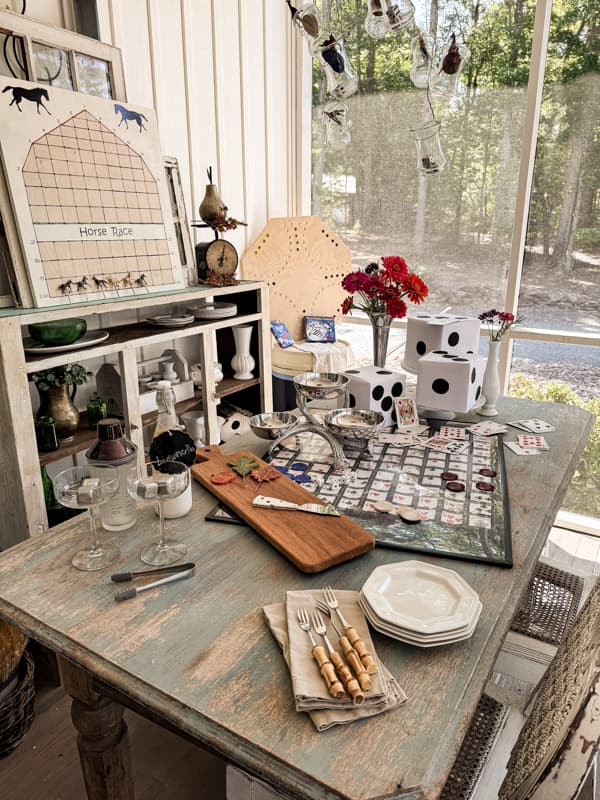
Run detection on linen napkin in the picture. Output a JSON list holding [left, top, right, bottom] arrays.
[[263, 590, 407, 731]]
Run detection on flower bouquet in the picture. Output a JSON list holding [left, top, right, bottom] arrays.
[[478, 309, 524, 417], [478, 309, 524, 341], [340, 256, 428, 366]]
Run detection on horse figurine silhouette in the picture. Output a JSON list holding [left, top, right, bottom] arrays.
[[114, 103, 147, 132], [93, 276, 109, 290], [75, 275, 89, 292], [3, 85, 51, 115], [58, 280, 73, 295]]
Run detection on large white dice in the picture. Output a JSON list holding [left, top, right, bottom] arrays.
[[404, 313, 481, 372], [344, 365, 406, 426], [416, 351, 485, 412]]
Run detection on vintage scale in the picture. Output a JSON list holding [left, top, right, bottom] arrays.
[[249, 372, 385, 473]]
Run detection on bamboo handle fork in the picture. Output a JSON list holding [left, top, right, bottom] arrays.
[[297, 608, 344, 700], [311, 609, 365, 705], [323, 585, 378, 675]]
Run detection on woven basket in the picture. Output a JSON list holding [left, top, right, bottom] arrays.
[[0, 650, 35, 757], [0, 621, 28, 683]]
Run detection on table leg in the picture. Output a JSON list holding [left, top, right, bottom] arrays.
[[59, 657, 135, 800]]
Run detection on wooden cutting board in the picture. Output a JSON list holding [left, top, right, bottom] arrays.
[[192, 446, 374, 573]]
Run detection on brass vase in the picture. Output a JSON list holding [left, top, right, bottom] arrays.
[[199, 184, 226, 225], [38, 385, 80, 442]]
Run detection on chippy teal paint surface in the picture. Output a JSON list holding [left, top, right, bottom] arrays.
[[0, 398, 593, 800]]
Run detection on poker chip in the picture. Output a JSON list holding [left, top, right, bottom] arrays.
[[211, 471, 237, 485], [293, 474, 312, 484], [291, 462, 308, 471], [373, 500, 395, 513], [479, 468, 497, 478], [446, 481, 465, 492], [440, 471, 458, 481], [475, 481, 495, 492], [396, 505, 421, 523]]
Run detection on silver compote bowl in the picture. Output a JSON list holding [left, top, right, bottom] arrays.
[[255, 373, 351, 472], [324, 409, 385, 454]]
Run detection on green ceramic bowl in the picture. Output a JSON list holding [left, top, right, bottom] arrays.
[[28, 318, 87, 346]]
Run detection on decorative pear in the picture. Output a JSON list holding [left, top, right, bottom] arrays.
[[199, 166, 227, 225]]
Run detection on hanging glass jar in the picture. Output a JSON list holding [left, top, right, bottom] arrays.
[[323, 101, 351, 150], [412, 120, 447, 175], [364, 0, 389, 40], [311, 35, 359, 100], [289, 1, 322, 46], [382, 0, 415, 33], [431, 34, 471, 102], [409, 32, 436, 89]]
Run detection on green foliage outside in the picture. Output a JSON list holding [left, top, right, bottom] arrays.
[[509, 374, 600, 516]]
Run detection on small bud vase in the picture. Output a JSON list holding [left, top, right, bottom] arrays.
[[479, 340, 501, 416], [231, 325, 255, 380], [368, 311, 392, 368]]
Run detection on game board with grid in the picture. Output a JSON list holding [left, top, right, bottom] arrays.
[[269, 428, 512, 567], [20, 110, 174, 298]]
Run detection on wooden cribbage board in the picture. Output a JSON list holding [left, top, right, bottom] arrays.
[[269, 425, 513, 567], [0, 77, 185, 307]]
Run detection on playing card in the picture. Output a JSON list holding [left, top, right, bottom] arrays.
[[439, 425, 467, 440], [424, 436, 470, 454], [504, 441, 542, 456], [467, 421, 508, 436], [395, 396, 420, 430], [379, 432, 421, 447], [517, 434, 549, 450], [509, 419, 556, 433]]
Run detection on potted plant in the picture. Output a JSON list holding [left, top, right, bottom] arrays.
[[30, 364, 93, 442]]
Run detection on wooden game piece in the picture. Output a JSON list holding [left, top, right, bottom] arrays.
[[475, 481, 495, 492], [446, 481, 466, 492], [396, 506, 421, 523], [440, 471, 458, 481], [479, 468, 497, 478], [373, 500, 395, 513]]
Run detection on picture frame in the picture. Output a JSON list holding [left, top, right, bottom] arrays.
[[304, 315, 336, 343]]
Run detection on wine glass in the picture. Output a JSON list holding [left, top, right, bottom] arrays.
[[127, 460, 190, 566], [52, 465, 120, 571]]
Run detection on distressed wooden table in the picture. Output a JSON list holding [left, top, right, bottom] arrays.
[[0, 398, 593, 800]]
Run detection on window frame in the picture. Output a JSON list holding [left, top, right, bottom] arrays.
[[298, 0, 600, 532]]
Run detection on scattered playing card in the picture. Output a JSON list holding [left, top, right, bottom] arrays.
[[379, 432, 421, 447], [395, 396, 420, 430], [439, 425, 467, 440], [467, 421, 508, 436], [509, 418, 556, 433], [424, 436, 470, 454], [517, 434, 550, 450], [504, 441, 542, 456]]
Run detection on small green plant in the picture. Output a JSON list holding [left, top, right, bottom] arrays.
[[509, 374, 600, 518], [29, 363, 93, 392]]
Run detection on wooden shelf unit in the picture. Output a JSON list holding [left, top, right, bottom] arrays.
[[0, 281, 272, 549]]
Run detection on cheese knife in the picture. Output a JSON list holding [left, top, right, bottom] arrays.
[[252, 495, 340, 516]]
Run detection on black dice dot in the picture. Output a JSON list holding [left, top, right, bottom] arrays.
[[471, 367, 476, 384], [391, 382, 403, 397], [448, 331, 460, 347], [475, 386, 481, 400], [432, 378, 450, 394], [381, 396, 393, 412], [416, 340, 427, 356], [372, 385, 384, 401], [349, 393, 356, 408]]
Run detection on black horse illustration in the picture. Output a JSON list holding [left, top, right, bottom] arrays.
[[75, 276, 89, 292], [3, 86, 51, 115], [93, 276, 109, 290], [114, 103, 147, 132]]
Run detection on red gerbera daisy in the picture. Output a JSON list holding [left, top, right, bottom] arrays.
[[381, 255, 409, 283], [401, 273, 428, 304], [340, 295, 354, 315], [386, 297, 407, 318]]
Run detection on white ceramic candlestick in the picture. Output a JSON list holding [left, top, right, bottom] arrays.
[[231, 325, 255, 380]]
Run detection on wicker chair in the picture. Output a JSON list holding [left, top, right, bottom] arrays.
[[441, 578, 599, 800]]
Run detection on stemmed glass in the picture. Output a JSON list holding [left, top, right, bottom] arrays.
[[127, 460, 190, 566], [53, 465, 120, 571]]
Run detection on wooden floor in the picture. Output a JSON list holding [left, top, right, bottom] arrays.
[[0, 525, 598, 800]]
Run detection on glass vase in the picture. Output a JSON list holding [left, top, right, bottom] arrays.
[[368, 311, 393, 368], [291, 2, 322, 46], [312, 36, 358, 100], [382, 0, 415, 32], [324, 101, 351, 150], [364, 0, 389, 40], [409, 32, 436, 89], [431, 36, 470, 102], [412, 119, 447, 175]]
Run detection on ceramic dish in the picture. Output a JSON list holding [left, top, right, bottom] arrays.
[[28, 317, 87, 346], [358, 595, 481, 647], [23, 330, 109, 354], [186, 302, 237, 319], [145, 315, 195, 327], [358, 592, 481, 641], [360, 560, 480, 635]]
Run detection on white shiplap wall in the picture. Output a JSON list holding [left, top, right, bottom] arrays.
[[97, 0, 298, 254]]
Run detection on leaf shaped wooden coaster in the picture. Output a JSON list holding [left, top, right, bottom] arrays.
[[227, 455, 259, 478]]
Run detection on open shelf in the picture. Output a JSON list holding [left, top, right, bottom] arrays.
[[216, 377, 261, 398]]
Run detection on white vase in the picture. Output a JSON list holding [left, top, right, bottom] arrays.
[[479, 340, 501, 416], [231, 325, 255, 380]]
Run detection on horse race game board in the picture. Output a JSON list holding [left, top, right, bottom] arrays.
[[268, 422, 513, 567], [0, 77, 185, 307]]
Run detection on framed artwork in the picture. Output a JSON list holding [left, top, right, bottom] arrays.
[[305, 315, 336, 342], [0, 76, 185, 307]]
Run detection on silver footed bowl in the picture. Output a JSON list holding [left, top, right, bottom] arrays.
[[293, 372, 350, 401], [249, 412, 298, 440], [324, 409, 385, 440]]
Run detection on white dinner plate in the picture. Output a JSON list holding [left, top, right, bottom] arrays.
[[23, 330, 110, 354], [358, 590, 481, 637], [186, 302, 237, 319], [145, 315, 195, 327], [361, 560, 480, 635], [359, 593, 481, 645]]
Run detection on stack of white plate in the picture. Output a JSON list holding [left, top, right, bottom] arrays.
[[186, 302, 237, 319], [358, 560, 482, 648], [146, 314, 195, 327]]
